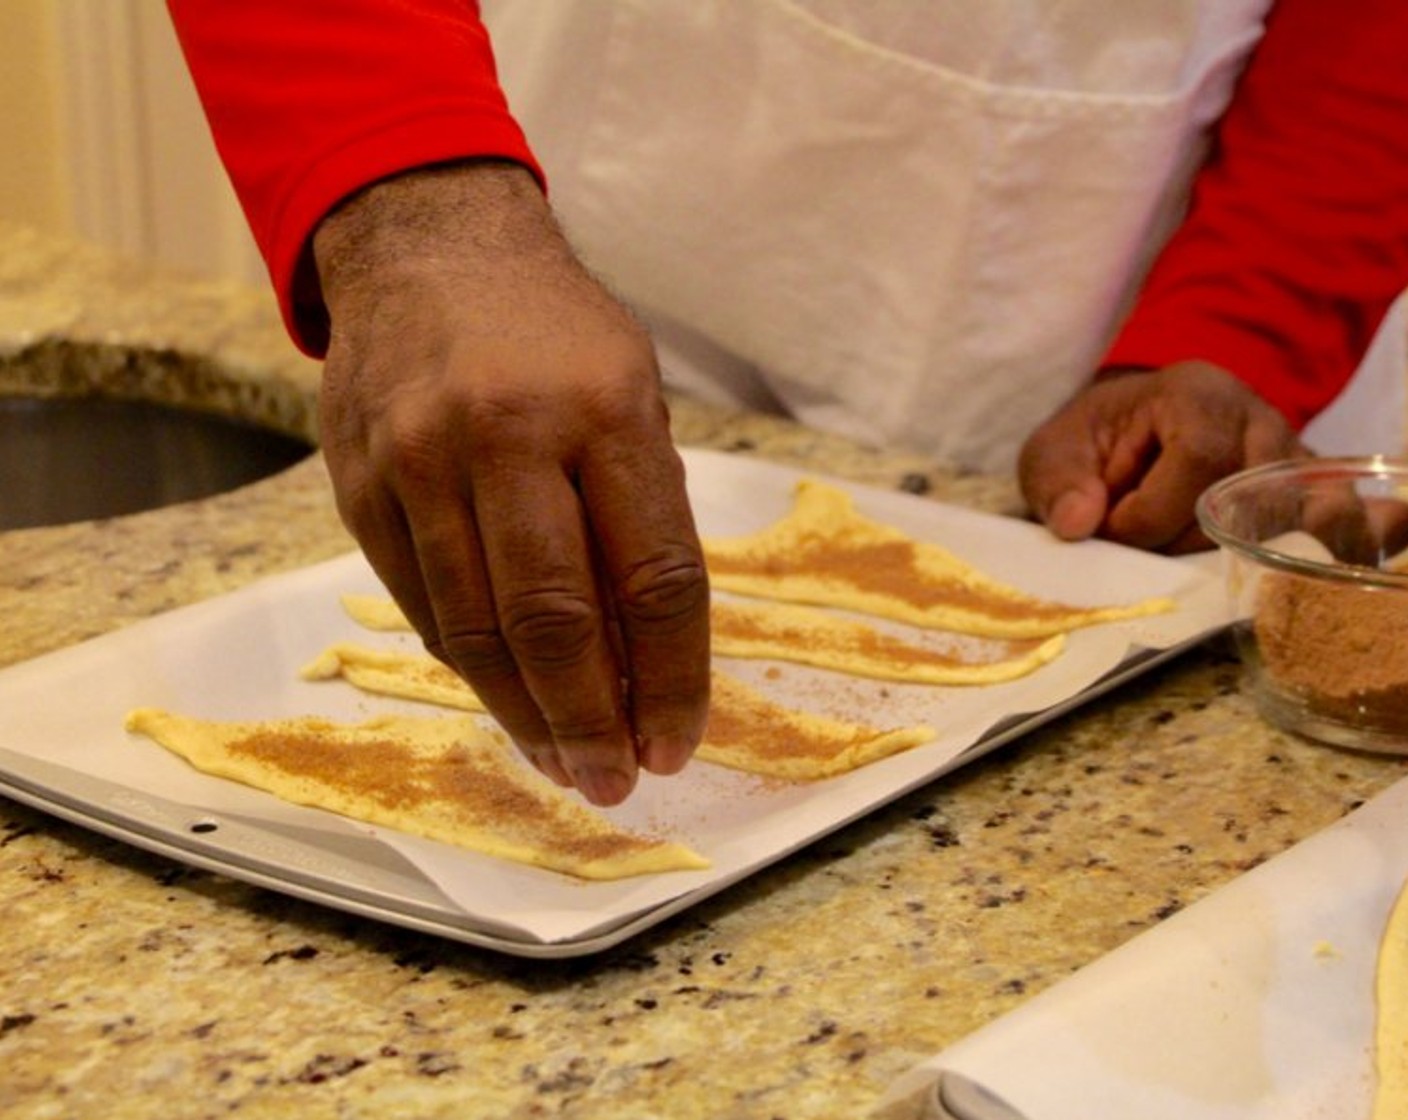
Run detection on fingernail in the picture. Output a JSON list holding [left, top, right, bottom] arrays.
[[575, 764, 636, 807], [641, 736, 694, 776]]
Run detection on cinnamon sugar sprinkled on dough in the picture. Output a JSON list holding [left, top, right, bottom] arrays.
[[704, 480, 1173, 638], [228, 730, 646, 860], [716, 597, 1039, 662], [704, 682, 870, 762], [303, 643, 933, 780], [711, 599, 1060, 684], [124, 710, 706, 877], [696, 671, 933, 779]]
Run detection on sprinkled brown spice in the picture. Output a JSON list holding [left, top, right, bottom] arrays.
[[696, 671, 932, 779], [124, 710, 707, 877], [704, 479, 1172, 638], [711, 598, 1055, 683], [228, 729, 653, 863], [710, 534, 1063, 623], [704, 680, 870, 763]]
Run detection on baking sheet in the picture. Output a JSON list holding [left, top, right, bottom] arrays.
[[879, 773, 1408, 1120], [0, 449, 1224, 955]]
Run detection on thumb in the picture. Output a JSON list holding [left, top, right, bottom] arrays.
[[1018, 421, 1110, 541]]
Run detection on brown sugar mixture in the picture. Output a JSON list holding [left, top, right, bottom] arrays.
[[1254, 571, 1408, 736]]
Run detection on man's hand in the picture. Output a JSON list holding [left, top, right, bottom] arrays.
[[1018, 361, 1309, 553], [311, 161, 710, 807]]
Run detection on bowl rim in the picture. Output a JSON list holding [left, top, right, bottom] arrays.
[[1195, 454, 1408, 590]]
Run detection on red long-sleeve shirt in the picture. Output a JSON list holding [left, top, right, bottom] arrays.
[[168, 0, 1408, 429], [166, 0, 542, 356], [1102, 0, 1408, 429]]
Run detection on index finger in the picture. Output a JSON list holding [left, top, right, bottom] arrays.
[[1018, 408, 1111, 541], [578, 435, 711, 777]]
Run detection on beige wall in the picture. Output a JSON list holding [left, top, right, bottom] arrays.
[[0, 1, 72, 235], [0, 0, 261, 285]]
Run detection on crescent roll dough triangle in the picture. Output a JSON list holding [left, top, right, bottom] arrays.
[[301, 643, 486, 712], [711, 600, 1064, 685], [124, 708, 707, 880], [301, 645, 933, 780], [695, 671, 934, 780], [703, 479, 1173, 639], [339, 593, 412, 632], [338, 595, 1064, 687], [1376, 873, 1408, 1117]]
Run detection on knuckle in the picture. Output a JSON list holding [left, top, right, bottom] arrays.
[[455, 381, 538, 432], [618, 548, 710, 630], [1167, 417, 1240, 475], [372, 417, 444, 490], [328, 470, 381, 536], [1173, 438, 1225, 475], [434, 627, 517, 681], [575, 350, 665, 419], [545, 708, 626, 746], [499, 590, 600, 669]]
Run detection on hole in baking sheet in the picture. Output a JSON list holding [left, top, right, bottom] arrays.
[[188, 820, 220, 834]]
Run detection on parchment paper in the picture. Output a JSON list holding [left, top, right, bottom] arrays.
[[880, 773, 1408, 1119]]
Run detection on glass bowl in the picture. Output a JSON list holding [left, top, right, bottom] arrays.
[[1195, 456, 1408, 754]]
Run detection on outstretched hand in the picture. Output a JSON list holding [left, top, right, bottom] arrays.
[[1019, 361, 1309, 553], [311, 162, 711, 806]]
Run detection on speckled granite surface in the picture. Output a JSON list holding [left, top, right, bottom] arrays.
[[3, 221, 1406, 1119]]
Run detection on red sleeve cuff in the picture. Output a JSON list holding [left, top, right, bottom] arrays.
[[1101, 304, 1349, 431], [167, 0, 544, 357]]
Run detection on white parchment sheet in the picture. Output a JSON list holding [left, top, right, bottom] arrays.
[[881, 773, 1408, 1120], [0, 450, 1223, 947]]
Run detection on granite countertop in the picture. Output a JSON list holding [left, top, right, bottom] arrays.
[[2, 222, 1405, 1119]]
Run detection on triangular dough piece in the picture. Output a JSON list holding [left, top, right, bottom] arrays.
[[697, 671, 934, 780], [124, 708, 707, 880], [1376, 873, 1408, 1117], [301, 645, 932, 780], [712, 599, 1064, 685], [340, 593, 411, 632], [301, 643, 485, 712], [704, 479, 1173, 638], [337, 595, 1065, 686]]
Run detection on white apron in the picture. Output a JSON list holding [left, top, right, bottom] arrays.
[[482, 0, 1404, 471]]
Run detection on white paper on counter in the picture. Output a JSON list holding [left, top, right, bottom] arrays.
[[880, 774, 1408, 1120], [0, 449, 1223, 949]]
